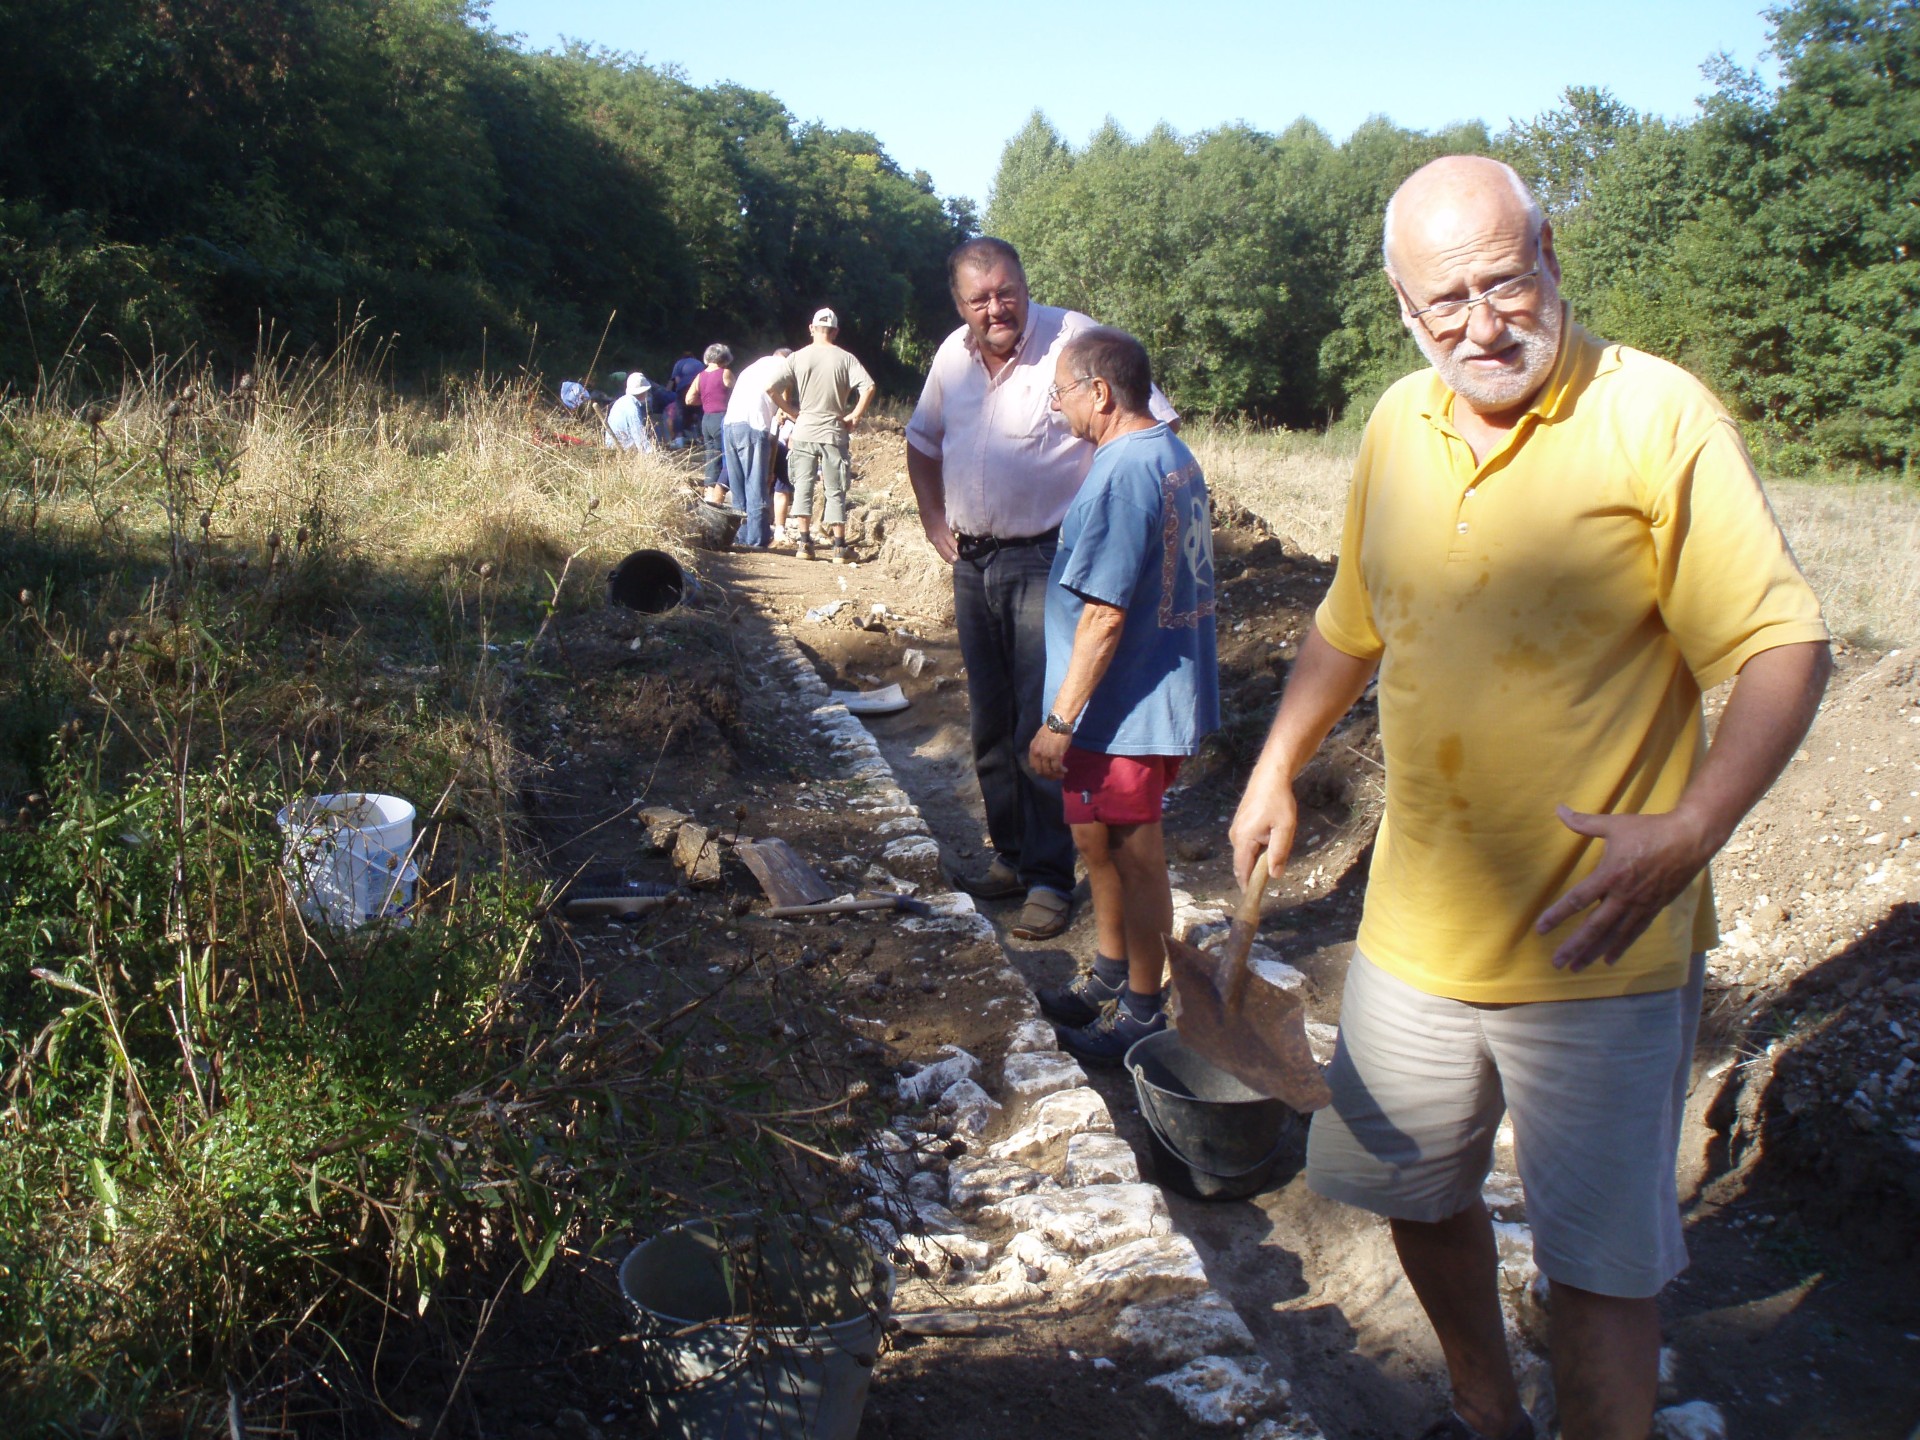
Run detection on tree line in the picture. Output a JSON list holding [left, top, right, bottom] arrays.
[[990, 0, 1916, 471], [0, 0, 971, 393], [1, 0, 1911, 470]]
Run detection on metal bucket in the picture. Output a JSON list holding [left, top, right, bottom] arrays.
[[1126, 1028, 1297, 1201], [607, 549, 699, 613], [618, 1215, 892, 1439]]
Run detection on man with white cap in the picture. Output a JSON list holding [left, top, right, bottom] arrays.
[[603, 371, 655, 451], [769, 308, 875, 563]]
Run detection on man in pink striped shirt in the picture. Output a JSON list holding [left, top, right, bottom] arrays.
[[907, 238, 1176, 941]]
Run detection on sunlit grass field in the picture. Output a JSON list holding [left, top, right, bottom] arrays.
[[1190, 421, 1920, 648]]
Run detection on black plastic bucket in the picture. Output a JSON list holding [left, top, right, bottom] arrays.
[[692, 500, 747, 551], [607, 549, 697, 613], [1125, 1028, 1297, 1201]]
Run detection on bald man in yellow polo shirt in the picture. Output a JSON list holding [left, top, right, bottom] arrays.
[[1229, 157, 1830, 1440]]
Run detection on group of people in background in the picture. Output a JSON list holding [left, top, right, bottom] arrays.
[[564, 310, 876, 563]]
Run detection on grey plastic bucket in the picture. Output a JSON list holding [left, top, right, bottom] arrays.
[[607, 549, 699, 613], [617, 1215, 893, 1439], [1125, 1028, 1297, 1201]]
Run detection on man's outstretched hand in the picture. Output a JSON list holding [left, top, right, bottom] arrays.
[[1534, 804, 1718, 970]]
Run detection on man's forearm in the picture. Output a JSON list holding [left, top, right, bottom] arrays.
[[1049, 603, 1128, 725], [906, 445, 946, 524], [1676, 639, 1832, 856], [847, 386, 875, 425]]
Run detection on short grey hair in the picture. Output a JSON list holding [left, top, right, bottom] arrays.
[[948, 236, 1025, 291], [703, 343, 733, 366], [1381, 161, 1544, 276]]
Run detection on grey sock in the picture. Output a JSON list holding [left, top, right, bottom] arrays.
[[1122, 988, 1163, 1022], [1092, 954, 1127, 988]]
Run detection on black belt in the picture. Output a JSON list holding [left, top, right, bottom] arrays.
[[954, 527, 1058, 562]]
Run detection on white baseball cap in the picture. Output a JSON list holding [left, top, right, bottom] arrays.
[[811, 307, 838, 329]]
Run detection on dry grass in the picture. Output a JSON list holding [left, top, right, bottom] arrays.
[[1189, 421, 1356, 561], [10, 343, 701, 603], [1767, 480, 1920, 647], [1188, 421, 1920, 647]]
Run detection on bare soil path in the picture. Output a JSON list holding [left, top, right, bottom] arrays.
[[489, 502, 1918, 1440], [702, 522, 1920, 1440]]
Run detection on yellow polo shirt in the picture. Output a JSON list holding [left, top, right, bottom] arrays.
[[1318, 316, 1828, 1002]]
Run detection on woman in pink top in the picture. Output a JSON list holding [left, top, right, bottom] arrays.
[[686, 344, 734, 501]]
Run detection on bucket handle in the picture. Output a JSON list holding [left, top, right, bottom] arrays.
[[1128, 1060, 1291, 1184]]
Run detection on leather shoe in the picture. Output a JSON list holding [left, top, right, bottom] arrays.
[[1009, 888, 1071, 940], [953, 856, 1023, 900]]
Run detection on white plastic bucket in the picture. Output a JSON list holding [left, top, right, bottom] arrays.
[[274, 793, 418, 929]]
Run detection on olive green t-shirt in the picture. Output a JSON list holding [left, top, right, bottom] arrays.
[[776, 344, 874, 446]]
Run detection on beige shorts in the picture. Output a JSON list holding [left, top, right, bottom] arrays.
[[1306, 948, 1706, 1299]]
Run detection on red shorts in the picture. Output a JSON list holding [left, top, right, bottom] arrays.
[[1061, 748, 1183, 826]]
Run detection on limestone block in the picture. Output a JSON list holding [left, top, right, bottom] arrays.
[[906, 1170, 947, 1207], [1305, 1022, 1339, 1064], [1007, 1018, 1057, 1054], [1245, 951, 1307, 990], [936, 1076, 1002, 1139], [947, 1157, 1059, 1209], [1115, 1291, 1258, 1363], [898, 1046, 982, 1106], [1063, 1133, 1141, 1186], [987, 1086, 1114, 1166], [901, 1231, 991, 1273], [637, 805, 688, 852], [1064, 1233, 1210, 1309], [1146, 1355, 1289, 1428], [875, 816, 931, 838], [1247, 1418, 1326, 1440], [1492, 1219, 1538, 1290], [1652, 1402, 1727, 1440], [673, 823, 721, 885], [1002, 1229, 1075, 1282], [910, 1199, 965, 1235], [1002, 1050, 1088, 1110], [984, 1182, 1170, 1256], [957, 1271, 1050, 1311], [881, 835, 944, 881]]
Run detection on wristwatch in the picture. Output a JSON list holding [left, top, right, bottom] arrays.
[[1044, 711, 1076, 736]]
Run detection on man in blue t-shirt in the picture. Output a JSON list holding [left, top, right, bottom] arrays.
[[1029, 327, 1220, 1063]]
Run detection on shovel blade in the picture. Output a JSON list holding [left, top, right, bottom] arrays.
[[1165, 933, 1331, 1112]]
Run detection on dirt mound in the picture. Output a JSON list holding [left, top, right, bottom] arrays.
[[1701, 648, 1920, 1248]]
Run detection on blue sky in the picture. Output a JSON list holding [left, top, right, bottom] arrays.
[[475, 0, 1781, 211]]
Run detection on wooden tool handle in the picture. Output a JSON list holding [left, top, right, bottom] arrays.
[[1238, 852, 1271, 926]]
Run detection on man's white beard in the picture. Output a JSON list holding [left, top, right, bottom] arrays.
[[1413, 302, 1563, 413]]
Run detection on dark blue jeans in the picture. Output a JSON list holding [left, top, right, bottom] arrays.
[[701, 412, 727, 489], [952, 542, 1076, 897]]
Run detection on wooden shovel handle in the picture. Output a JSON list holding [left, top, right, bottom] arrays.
[[1237, 852, 1271, 927], [1220, 852, 1271, 1010]]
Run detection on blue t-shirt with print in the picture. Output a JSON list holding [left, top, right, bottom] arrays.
[[1044, 424, 1220, 756]]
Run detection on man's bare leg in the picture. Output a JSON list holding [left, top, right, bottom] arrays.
[[1108, 820, 1171, 994], [1391, 1202, 1526, 1438], [1548, 1284, 1658, 1440], [1070, 822, 1128, 966]]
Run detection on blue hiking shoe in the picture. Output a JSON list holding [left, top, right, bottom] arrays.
[[1035, 968, 1126, 1028], [1056, 999, 1167, 1068]]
